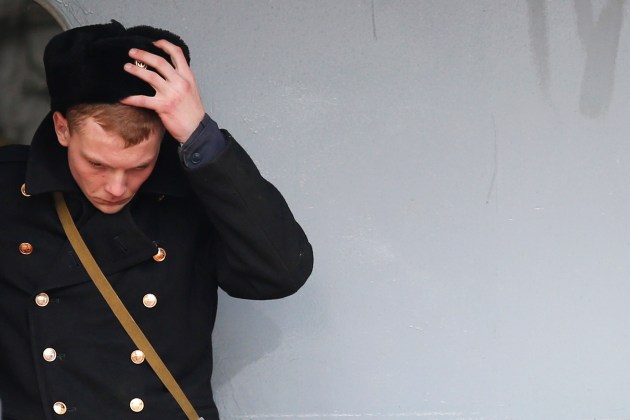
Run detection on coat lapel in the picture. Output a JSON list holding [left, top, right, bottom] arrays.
[[37, 201, 159, 290]]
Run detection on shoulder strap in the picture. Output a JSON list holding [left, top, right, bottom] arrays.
[[53, 192, 203, 420]]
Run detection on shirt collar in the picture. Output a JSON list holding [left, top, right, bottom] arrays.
[[24, 111, 190, 198]]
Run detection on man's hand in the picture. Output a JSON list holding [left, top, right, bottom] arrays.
[[120, 39, 205, 144]]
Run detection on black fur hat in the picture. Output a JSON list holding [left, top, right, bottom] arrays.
[[44, 20, 190, 113]]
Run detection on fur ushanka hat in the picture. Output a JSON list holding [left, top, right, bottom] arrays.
[[44, 20, 190, 113]]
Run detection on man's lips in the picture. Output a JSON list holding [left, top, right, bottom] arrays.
[[95, 197, 129, 205]]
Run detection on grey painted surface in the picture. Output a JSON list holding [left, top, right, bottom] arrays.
[[32, 1, 630, 419]]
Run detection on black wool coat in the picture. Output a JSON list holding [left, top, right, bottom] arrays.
[[0, 114, 313, 419]]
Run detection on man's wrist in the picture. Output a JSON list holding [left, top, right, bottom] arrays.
[[179, 114, 227, 168]]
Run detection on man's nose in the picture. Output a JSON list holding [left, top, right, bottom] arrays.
[[105, 172, 127, 197]]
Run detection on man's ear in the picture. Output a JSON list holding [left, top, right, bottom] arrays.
[[52, 111, 70, 147]]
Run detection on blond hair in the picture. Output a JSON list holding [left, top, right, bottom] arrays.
[[66, 103, 164, 147]]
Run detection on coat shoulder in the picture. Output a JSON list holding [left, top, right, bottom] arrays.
[[0, 144, 29, 164], [0, 145, 29, 193]]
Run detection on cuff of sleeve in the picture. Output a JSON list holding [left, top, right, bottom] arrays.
[[179, 114, 227, 168]]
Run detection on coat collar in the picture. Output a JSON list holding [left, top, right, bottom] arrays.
[[24, 111, 190, 198]]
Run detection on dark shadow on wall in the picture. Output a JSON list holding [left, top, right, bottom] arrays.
[[575, 0, 624, 118], [0, 0, 62, 146], [527, 0, 625, 118]]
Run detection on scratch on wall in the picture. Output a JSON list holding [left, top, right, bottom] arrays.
[[485, 115, 498, 207], [371, 0, 378, 41], [52, 0, 94, 26]]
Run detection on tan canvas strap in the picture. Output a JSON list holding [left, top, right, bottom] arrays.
[[53, 192, 203, 420]]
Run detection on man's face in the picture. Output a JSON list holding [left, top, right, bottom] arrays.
[[53, 112, 162, 214]]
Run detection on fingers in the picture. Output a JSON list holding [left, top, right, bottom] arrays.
[[127, 48, 177, 82], [123, 61, 168, 94], [123, 40, 194, 93], [119, 94, 149, 109], [153, 39, 189, 71], [127, 40, 190, 78]]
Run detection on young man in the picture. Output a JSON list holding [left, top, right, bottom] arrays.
[[0, 21, 313, 419]]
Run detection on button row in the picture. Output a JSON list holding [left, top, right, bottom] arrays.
[[52, 398, 145, 415], [43, 347, 145, 366], [35, 292, 159, 309], [20, 243, 168, 261]]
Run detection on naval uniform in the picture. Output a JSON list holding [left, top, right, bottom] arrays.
[[0, 113, 313, 419]]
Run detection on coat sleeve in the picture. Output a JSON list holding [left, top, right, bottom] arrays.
[[182, 129, 314, 300]]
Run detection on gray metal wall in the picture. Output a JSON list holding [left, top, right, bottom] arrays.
[[38, 1, 630, 419]]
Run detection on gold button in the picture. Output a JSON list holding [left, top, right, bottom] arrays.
[[142, 294, 157, 308], [19, 243, 33, 255], [35, 293, 50, 307], [130, 398, 144, 412], [130, 350, 145, 364], [43, 347, 57, 362], [153, 247, 166, 262], [21, 183, 30, 197], [53, 401, 67, 415]]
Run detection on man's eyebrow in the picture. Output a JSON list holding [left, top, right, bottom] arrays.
[[132, 157, 157, 168], [81, 152, 154, 169], [82, 152, 107, 166]]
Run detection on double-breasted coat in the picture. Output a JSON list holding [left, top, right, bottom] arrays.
[[0, 113, 313, 419]]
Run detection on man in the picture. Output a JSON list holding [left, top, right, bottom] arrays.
[[0, 21, 313, 419]]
